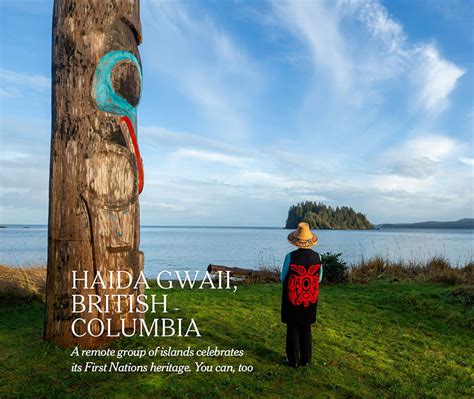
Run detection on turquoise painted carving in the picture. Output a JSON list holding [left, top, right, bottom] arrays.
[[93, 49, 144, 193], [93, 50, 142, 128]]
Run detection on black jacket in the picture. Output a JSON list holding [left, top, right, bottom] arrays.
[[281, 248, 321, 325]]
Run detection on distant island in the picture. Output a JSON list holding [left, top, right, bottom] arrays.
[[285, 201, 374, 230], [378, 218, 474, 229]]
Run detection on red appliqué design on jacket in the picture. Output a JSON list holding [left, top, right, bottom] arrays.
[[288, 264, 320, 307]]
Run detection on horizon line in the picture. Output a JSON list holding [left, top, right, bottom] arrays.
[[1, 218, 472, 229]]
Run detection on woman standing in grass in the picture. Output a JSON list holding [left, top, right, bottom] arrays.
[[281, 222, 323, 368]]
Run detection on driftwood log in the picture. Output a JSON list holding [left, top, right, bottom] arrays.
[[45, 0, 143, 348], [207, 264, 279, 283]]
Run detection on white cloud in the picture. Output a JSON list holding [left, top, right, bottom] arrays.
[[376, 134, 459, 178], [142, 0, 262, 137], [400, 135, 458, 162], [271, 0, 351, 88], [139, 200, 187, 213], [270, 0, 409, 90], [413, 44, 465, 112], [343, 0, 406, 54], [0, 151, 31, 162], [140, 125, 248, 156], [459, 157, 474, 166], [135, 119, 473, 225], [172, 148, 248, 167], [0, 87, 18, 97], [360, 133, 472, 222], [0, 68, 50, 94], [270, 0, 464, 114]]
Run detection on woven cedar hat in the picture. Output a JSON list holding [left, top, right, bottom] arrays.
[[287, 222, 318, 248]]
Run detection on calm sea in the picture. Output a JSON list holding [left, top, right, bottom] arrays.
[[1, 225, 472, 275]]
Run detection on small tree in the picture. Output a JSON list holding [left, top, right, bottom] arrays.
[[321, 252, 348, 284]]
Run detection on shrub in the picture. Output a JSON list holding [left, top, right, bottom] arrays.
[[320, 252, 348, 284]]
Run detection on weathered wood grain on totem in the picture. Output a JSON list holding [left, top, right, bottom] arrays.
[[45, 0, 144, 348]]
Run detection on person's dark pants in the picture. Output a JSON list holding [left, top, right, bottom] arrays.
[[286, 323, 312, 366]]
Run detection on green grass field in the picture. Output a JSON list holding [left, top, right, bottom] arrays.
[[1, 281, 472, 398]]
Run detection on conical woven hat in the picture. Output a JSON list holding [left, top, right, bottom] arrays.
[[287, 222, 318, 248]]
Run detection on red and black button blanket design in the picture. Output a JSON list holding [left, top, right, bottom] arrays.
[[287, 264, 320, 307]]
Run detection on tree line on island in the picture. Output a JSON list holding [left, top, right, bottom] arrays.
[[285, 201, 374, 230]]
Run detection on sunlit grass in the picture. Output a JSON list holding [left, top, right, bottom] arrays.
[[1, 280, 472, 398]]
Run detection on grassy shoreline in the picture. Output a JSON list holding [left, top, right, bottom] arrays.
[[349, 256, 473, 285], [1, 278, 473, 398]]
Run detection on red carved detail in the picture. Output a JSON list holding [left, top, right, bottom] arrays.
[[288, 264, 320, 307], [120, 115, 144, 194]]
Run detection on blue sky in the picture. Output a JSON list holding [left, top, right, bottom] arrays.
[[0, 0, 473, 226]]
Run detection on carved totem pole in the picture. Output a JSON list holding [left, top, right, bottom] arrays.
[[45, 0, 144, 348]]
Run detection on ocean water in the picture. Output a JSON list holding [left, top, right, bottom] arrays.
[[0, 225, 472, 275]]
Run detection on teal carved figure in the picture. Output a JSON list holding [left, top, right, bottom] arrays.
[[93, 50, 144, 193]]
